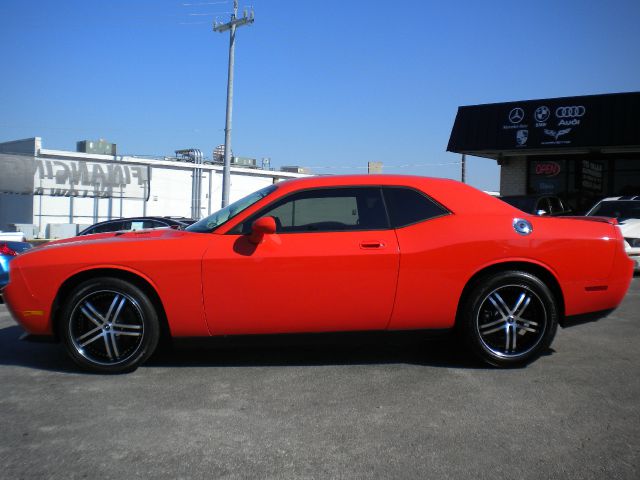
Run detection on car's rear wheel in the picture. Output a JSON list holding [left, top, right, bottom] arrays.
[[460, 271, 559, 367], [60, 277, 160, 373]]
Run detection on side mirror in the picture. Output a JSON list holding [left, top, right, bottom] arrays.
[[249, 216, 276, 244], [536, 209, 548, 216]]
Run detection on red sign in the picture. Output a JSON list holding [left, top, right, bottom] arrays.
[[535, 161, 561, 177]]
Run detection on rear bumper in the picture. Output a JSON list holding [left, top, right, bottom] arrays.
[[563, 242, 634, 317]]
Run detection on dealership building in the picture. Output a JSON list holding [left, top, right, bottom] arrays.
[[448, 91, 640, 213], [0, 137, 308, 238]]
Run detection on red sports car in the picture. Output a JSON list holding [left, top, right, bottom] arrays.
[[2, 175, 634, 373]]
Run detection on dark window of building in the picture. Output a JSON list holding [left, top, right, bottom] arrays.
[[527, 157, 611, 214], [527, 159, 568, 196], [613, 159, 640, 196], [382, 187, 449, 228]]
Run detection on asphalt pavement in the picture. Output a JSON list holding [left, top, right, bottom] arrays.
[[1, 278, 639, 479]]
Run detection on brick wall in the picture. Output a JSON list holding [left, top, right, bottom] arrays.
[[499, 156, 527, 195]]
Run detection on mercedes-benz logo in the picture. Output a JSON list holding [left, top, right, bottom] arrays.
[[534, 106, 550, 122], [508, 107, 525, 124]]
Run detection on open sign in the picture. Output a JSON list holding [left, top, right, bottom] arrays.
[[535, 162, 561, 177]]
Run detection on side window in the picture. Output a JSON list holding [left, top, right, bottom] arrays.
[[92, 221, 124, 233], [141, 220, 165, 229], [547, 197, 562, 214], [235, 187, 388, 234], [383, 187, 449, 228], [536, 198, 551, 214]]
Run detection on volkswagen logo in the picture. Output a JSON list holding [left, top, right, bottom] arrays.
[[555, 106, 586, 118], [508, 107, 525, 124], [534, 106, 550, 122]]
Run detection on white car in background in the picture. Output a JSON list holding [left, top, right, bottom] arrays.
[[0, 231, 26, 242], [586, 196, 640, 272]]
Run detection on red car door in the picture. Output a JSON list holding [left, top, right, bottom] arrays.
[[201, 187, 400, 335]]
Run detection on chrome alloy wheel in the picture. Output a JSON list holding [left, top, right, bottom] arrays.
[[69, 290, 145, 366], [475, 284, 548, 359]]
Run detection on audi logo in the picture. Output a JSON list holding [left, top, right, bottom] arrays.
[[555, 106, 586, 118]]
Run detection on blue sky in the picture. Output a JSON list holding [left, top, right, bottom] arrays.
[[1, 0, 639, 190]]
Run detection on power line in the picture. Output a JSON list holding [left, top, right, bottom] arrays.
[[182, 2, 229, 6], [187, 12, 232, 16], [304, 161, 463, 170]]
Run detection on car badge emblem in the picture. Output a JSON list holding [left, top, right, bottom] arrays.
[[513, 218, 533, 235]]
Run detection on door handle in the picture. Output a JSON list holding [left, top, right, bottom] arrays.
[[360, 241, 385, 249]]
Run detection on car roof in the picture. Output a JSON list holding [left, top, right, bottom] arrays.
[[499, 194, 559, 199], [274, 174, 510, 215], [596, 196, 640, 202], [88, 216, 189, 226], [79, 216, 192, 235]]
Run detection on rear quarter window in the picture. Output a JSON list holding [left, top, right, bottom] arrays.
[[383, 187, 449, 228]]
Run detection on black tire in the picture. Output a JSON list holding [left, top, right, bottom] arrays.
[[59, 277, 160, 373], [459, 270, 559, 367]]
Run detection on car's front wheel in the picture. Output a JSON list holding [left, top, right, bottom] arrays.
[[59, 277, 160, 373], [460, 270, 559, 367]]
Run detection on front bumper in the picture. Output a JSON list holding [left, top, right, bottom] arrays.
[[2, 264, 52, 335]]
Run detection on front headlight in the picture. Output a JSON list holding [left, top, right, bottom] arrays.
[[624, 237, 640, 248]]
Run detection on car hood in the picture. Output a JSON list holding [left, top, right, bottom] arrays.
[[40, 228, 193, 250]]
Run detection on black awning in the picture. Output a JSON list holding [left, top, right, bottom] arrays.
[[447, 92, 640, 159]]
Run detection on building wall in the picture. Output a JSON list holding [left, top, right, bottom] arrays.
[[0, 138, 39, 232], [499, 156, 527, 195], [31, 165, 296, 238], [146, 167, 194, 218], [0, 138, 308, 238]]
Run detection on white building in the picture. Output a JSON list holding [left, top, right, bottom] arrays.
[[0, 137, 309, 238]]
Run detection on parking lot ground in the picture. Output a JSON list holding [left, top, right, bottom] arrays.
[[1, 278, 639, 479]]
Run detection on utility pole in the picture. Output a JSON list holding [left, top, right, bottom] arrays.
[[461, 154, 466, 183], [213, 0, 254, 207]]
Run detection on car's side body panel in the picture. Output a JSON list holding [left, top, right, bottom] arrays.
[[202, 230, 400, 335], [3, 175, 634, 343], [387, 212, 625, 330], [4, 230, 212, 337]]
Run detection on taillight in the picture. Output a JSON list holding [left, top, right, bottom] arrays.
[[0, 243, 18, 256]]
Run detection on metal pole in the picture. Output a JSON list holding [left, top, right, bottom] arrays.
[[214, 0, 253, 208], [221, 1, 238, 208], [208, 170, 213, 215], [461, 154, 466, 183]]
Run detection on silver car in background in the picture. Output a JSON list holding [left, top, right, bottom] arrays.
[[586, 196, 640, 272]]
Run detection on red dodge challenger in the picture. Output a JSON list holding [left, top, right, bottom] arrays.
[[2, 175, 634, 373]]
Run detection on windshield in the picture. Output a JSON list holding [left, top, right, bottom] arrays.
[[587, 200, 640, 221], [186, 184, 278, 233]]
